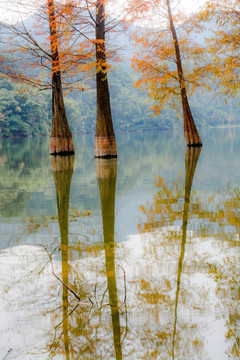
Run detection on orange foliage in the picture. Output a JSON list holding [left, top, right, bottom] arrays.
[[198, 0, 240, 98], [128, 0, 211, 115], [138, 174, 240, 241], [0, 0, 95, 91], [1, 0, 131, 92]]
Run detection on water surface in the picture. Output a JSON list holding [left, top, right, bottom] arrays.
[[0, 128, 239, 359]]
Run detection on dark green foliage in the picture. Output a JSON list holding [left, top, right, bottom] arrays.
[[0, 78, 51, 137], [64, 90, 96, 133], [64, 65, 240, 133], [1, 65, 240, 137], [64, 65, 179, 133], [190, 91, 240, 128]]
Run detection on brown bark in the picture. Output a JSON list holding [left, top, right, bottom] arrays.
[[96, 158, 122, 359], [166, 0, 202, 147], [48, 0, 74, 155], [95, 0, 117, 158]]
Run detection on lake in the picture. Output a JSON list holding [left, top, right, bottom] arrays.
[[0, 128, 239, 360]]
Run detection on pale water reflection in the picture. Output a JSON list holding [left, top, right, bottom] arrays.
[[0, 128, 239, 359]]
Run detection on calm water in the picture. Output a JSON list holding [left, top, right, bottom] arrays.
[[0, 128, 239, 359]]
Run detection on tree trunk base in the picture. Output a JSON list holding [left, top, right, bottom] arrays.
[[187, 142, 202, 147], [95, 136, 117, 158], [184, 130, 202, 147], [182, 95, 202, 147], [50, 137, 74, 155]]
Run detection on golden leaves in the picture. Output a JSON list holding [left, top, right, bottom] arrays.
[[138, 175, 185, 233], [198, 0, 240, 98], [138, 173, 240, 241], [131, 11, 210, 115]]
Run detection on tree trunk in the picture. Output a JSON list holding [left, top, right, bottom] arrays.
[[166, 0, 202, 147], [48, 0, 74, 155], [96, 158, 122, 359], [95, 0, 117, 158]]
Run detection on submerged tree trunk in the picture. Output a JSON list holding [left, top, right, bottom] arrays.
[[48, 0, 74, 155], [166, 0, 202, 147], [96, 158, 122, 359], [95, 0, 117, 158]]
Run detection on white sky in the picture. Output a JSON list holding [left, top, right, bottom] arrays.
[[0, 0, 37, 23], [0, 0, 208, 24], [181, 0, 207, 14]]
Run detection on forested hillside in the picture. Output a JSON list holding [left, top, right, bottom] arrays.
[[0, 64, 239, 137]]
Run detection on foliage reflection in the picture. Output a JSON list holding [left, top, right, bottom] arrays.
[[138, 147, 239, 359]]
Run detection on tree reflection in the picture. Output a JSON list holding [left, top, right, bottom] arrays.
[[34, 147, 239, 360], [172, 147, 201, 359], [96, 158, 123, 360], [51, 155, 74, 359], [2, 133, 240, 359], [138, 147, 239, 359], [135, 147, 205, 359], [46, 157, 124, 359]]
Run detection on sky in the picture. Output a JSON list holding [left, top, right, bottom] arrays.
[[181, 0, 207, 14], [0, 0, 208, 24], [0, 0, 35, 23]]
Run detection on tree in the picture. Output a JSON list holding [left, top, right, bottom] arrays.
[[48, 0, 74, 154], [199, 0, 240, 98], [1, 0, 128, 156], [94, 0, 117, 158], [0, 0, 90, 154], [69, 0, 133, 158], [71, 0, 120, 158], [129, 0, 205, 146]]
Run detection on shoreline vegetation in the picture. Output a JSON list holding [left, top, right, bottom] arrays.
[[1, 124, 240, 140], [0, 66, 239, 139]]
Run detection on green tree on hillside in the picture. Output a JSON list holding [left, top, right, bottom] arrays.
[[0, 79, 51, 137]]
